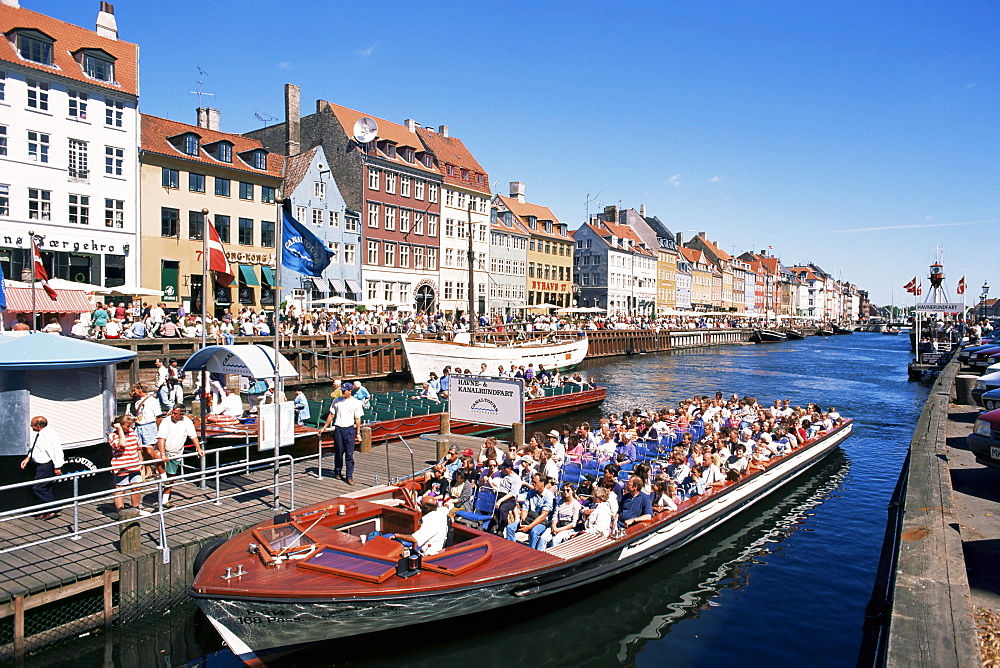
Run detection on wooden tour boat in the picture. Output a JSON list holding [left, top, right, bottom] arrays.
[[749, 329, 787, 344], [816, 328, 834, 336], [190, 420, 853, 664]]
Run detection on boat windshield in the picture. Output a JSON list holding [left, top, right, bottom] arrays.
[[255, 524, 314, 556]]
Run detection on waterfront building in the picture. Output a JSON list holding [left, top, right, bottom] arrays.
[[595, 206, 678, 313], [247, 95, 443, 312], [680, 246, 713, 311], [686, 233, 737, 311], [675, 247, 692, 310], [139, 112, 282, 314], [572, 214, 656, 314], [788, 263, 834, 319], [488, 206, 529, 317], [495, 183, 573, 310], [416, 126, 491, 319], [0, 1, 139, 289], [282, 144, 361, 302]]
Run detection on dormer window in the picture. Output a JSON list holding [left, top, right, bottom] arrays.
[[182, 134, 200, 156], [461, 168, 469, 180], [545, 221, 553, 233], [378, 141, 396, 159], [16, 30, 54, 66], [419, 153, 434, 169], [81, 50, 115, 82], [211, 142, 233, 163], [402, 147, 414, 162], [252, 150, 267, 169]]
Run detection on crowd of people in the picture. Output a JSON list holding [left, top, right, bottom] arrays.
[[399, 393, 846, 555]]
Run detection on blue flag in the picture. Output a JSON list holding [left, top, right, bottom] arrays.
[[280, 206, 333, 277], [0, 262, 6, 311]]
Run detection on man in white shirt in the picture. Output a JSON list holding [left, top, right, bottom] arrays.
[[322, 383, 364, 485], [20, 416, 64, 519], [393, 497, 450, 556], [155, 407, 204, 507], [209, 386, 245, 420], [149, 303, 165, 336], [127, 383, 162, 477]]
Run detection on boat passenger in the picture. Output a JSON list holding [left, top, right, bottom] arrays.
[[665, 454, 690, 485], [538, 448, 560, 483], [448, 471, 475, 513], [206, 386, 245, 424], [504, 474, 555, 549], [420, 382, 441, 403], [439, 367, 451, 398], [540, 484, 583, 549], [393, 497, 450, 556], [478, 363, 489, 377], [545, 431, 567, 465], [726, 445, 749, 475], [597, 464, 623, 513], [352, 381, 371, 408], [651, 479, 677, 512], [583, 487, 614, 538], [293, 391, 310, 425], [682, 466, 706, 497], [701, 453, 726, 487], [491, 460, 522, 533]]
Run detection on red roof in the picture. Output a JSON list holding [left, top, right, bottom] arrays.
[[322, 102, 440, 176], [141, 114, 283, 178], [495, 195, 567, 240], [0, 4, 138, 96], [416, 128, 490, 196], [679, 246, 703, 264]]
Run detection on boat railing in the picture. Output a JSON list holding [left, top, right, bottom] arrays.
[[0, 450, 296, 561]]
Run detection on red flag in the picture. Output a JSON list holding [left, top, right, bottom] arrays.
[[957, 276, 966, 295], [206, 218, 234, 287], [916, 281, 923, 296], [31, 238, 57, 301], [903, 277, 916, 293]]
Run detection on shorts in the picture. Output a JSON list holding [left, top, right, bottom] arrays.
[[164, 459, 182, 476], [114, 470, 142, 486], [136, 422, 158, 446]]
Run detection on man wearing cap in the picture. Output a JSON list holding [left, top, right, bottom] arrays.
[[546, 430, 566, 466], [490, 460, 522, 534], [323, 383, 364, 484]]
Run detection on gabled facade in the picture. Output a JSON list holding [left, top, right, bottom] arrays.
[[574, 214, 656, 314], [596, 206, 678, 313], [139, 112, 282, 315], [675, 249, 692, 310], [488, 206, 528, 316], [680, 246, 712, 311], [0, 1, 139, 294]]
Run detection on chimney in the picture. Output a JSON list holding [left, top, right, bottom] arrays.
[[284, 84, 301, 156], [316, 99, 328, 113], [196, 107, 220, 131], [640, 204, 646, 218], [604, 205, 617, 223], [438, 125, 449, 138], [676, 232, 684, 246], [1, 0, 19, 7], [404, 119, 417, 132], [96, 2, 118, 40], [509, 181, 525, 203]]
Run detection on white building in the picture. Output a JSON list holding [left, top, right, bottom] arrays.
[[0, 1, 139, 294], [573, 217, 657, 315], [488, 206, 528, 317]]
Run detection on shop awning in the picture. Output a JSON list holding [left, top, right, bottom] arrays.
[[346, 280, 361, 296], [329, 278, 347, 295], [260, 265, 276, 286], [238, 264, 259, 287], [310, 276, 326, 292], [3, 286, 93, 314]]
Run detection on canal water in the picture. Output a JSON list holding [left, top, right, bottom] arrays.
[[33, 333, 928, 667]]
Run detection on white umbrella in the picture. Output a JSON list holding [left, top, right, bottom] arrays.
[[48, 277, 106, 293], [313, 296, 358, 305], [583, 306, 607, 313], [529, 303, 560, 309], [101, 284, 164, 297]]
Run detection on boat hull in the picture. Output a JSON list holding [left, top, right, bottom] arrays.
[[400, 334, 589, 383], [194, 422, 852, 661], [750, 329, 787, 343]]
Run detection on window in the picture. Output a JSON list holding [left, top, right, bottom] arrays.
[[400, 175, 411, 197], [261, 186, 275, 204], [457, 220, 466, 239], [296, 206, 307, 221], [414, 246, 424, 268], [428, 183, 439, 203], [68, 194, 89, 225], [189, 172, 205, 192], [312, 209, 323, 226], [444, 248, 454, 267], [105, 199, 124, 228], [367, 281, 378, 300], [444, 282, 453, 300], [0, 184, 9, 216], [26, 79, 49, 111], [261, 220, 275, 247], [105, 146, 124, 176], [427, 248, 437, 270], [0, 71, 5, 102], [216, 143, 232, 163], [399, 245, 410, 267], [252, 151, 267, 170], [368, 168, 380, 190], [381, 142, 396, 159], [414, 180, 425, 200], [0, 126, 5, 156], [368, 202, 379, 228], [384, 243, 395, 266], [367, 240, 379, 265], [385, 172, 396, 194], [457, 192, 466, 210], [183, 135, 199, 156], [215, 177, 230, 197], [344, 243, 356, 265], [68, 90, 88, 119], [456, 283, 466, 301], [161, 167, 179, 188], [445, 189, 455, 207], [528, 262, 535, 278], [329, 242, 340, 263], [329, 210, 339, 227], [68, 139, 88, 179], [428, 215, 438, 237], [188, 210, 204, 239], [83, 52, 114, 82], [314, 181, 326, 198], [238, 218, 253, 245], [414, 212, 424, 235], [27, 131, 49, 162], [239, 182, 253, 200], [161, 207, 179, 236], [384, 206, 396, 231], [17, 32, 53, 65], [215, 214, 230, 243], [345, 213, 358, 231], [445, 219, 455, 237], [400, 209, 410, 233], [461, 168, 469, 180], [104, 98, 124, 127]]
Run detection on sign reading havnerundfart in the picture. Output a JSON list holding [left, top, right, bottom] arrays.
[[915, 303, 964, 313], [450, 375, 524, 427]]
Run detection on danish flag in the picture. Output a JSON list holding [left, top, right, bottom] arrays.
[[957, 276, 966, 295], [206, 218, 234, 286], [31, 238, 57, 300], [916, 281, 923, 296], [903, 277, 916, 294]]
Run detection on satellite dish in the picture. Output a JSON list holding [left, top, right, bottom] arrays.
[[353, 117, 378, 144]]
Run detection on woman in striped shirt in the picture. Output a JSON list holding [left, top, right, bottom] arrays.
[[110, 416, 149, 516]]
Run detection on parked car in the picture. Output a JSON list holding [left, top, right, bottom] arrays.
[[972, 370, 1000, 405], [980, 388, 1000, 412], [959, 343, 1000, 363], [968, 408, 1000, 470], [964, 345, 1000, 366]]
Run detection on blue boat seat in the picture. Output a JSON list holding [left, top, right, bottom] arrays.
[[455, 487, 498, 532]]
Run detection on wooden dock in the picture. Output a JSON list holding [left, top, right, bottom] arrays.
[[0, 435, 455, 661]]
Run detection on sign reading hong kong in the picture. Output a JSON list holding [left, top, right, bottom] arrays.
[[450, 375, 525, 427]]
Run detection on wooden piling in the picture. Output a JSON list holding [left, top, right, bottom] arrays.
[[118, 507, 141, 554], [359, 426, 372, 454]]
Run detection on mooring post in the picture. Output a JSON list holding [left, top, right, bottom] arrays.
[[440, 412, 451, 435], [513, 422, 525, 449], [360, 426, 372, 454]]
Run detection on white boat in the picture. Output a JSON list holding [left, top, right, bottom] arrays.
[[400, 332, 589, 383]]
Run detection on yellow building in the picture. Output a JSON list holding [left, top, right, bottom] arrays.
[[680, 246, 713, 311], [657, 246, 677, 311], [139, 112, 283, 316]]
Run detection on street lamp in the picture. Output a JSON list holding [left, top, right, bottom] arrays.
[[981, 281, 990, 321]]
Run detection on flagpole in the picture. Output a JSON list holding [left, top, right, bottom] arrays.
[[30, 232, 36, 332], [200, 208, 209, 451], [272, 185, 285, 510]]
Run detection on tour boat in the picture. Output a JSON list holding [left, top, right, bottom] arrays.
[[190, 420, 853, 664], [749, 329, 787, 343], [400, 332, 589, 383], [816, 328, 834, 336], [784, 330, 805, 340], [832, 325, 854, 335]]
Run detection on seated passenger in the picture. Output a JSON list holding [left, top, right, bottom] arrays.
[[504, 474, 554, 550], [651, 479, 677, 512], [583, 486, 614, 538], [448, 471, 475, 513], [726, 445, 749, 475], [205, 386, 244, 423], [619, 476, 653, 528], [541, 483, 583, 549], [393, 497, 450, 556], [682, 465, 706, 497]]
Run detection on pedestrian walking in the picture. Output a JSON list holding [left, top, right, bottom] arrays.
[[21, 416, 64, 519], [322, 383, 364, 484]]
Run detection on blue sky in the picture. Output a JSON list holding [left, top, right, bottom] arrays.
[[32, 0, 999, 307]]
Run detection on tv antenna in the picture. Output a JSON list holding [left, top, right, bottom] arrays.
[[254, 112, 279, 127], [188, 67, 215, 105], [585, 192, 601, 220]]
